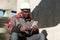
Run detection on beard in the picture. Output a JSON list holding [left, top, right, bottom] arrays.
[[23, 13, 30, 18]]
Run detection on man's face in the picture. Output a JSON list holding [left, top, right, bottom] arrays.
[[21, 9, 30, 18]]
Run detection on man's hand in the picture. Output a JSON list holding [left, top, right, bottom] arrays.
[[20, 25, 28, 32], [32, 25, 39, 31]]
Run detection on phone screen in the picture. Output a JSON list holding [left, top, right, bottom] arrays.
[[31, 21, 38, 28]]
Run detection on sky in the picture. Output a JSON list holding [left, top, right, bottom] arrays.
[[0, 11, 3, 16], [11, 12, 16, 16]]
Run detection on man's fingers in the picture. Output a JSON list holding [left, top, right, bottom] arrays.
[[20, 26, 28, 31]]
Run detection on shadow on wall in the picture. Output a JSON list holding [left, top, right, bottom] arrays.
[[31, 0, 60, 28]]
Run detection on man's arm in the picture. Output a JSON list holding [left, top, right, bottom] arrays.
[[31, 25, 39, 35], [7, 17, 17, 33]]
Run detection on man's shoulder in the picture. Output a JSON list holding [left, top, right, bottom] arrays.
[[10, 16, 16, 19], [8, 16, 17, 21], [11, 15, 20, 19]]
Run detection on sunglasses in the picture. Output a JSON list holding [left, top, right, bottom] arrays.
[[21, 9, 30, 12]]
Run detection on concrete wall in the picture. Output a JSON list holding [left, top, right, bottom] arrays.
[[39, 23, 60, 40], [0, 0, 8, 10], [0, 0, 17, 11], [0, 0, 17, 17], [30, 0, 41, 11]]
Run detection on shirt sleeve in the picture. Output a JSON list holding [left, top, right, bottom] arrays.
[[7, 17, 16, 33]]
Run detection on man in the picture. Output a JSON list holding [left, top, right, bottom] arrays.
[[8, 2, 45, 40]]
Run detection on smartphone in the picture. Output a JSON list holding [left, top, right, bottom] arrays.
[[31, 21, 38, 28]]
